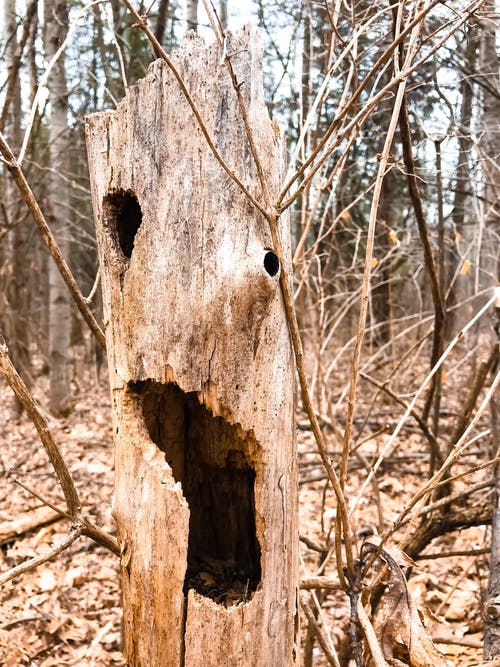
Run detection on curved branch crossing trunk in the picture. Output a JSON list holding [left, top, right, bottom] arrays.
[[85, 28, 298, 666]]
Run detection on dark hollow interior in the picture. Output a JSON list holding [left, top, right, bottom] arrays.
[[128, 380, 261, 606], [263, 250, 280, 277], [103, 190, 143, 259]]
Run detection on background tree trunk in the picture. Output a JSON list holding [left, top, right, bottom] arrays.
[[484, 298, 500, 660], [43, 0, 72, 415], [186, 0, 198, 32], [154, 0, 170, 45], [478, 0, 500, 285], [218, 0, 227, 30], [480, 5, 500, 656], [1, 0, 33, 413], [86, 28, 298, 666], [447, 24, 476, 335], [301, 0, 312, 129]]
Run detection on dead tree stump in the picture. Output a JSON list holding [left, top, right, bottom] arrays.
[[85, 28, 298, 666]]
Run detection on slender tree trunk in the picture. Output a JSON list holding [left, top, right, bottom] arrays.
[[155, 0, 170, 45], [301, 0, 312, 128], [371, 166, 396, 346], [481, 3, 500, 656], [111, 0, 123, 38], [478, 0, 500, 285], [26, 4, 49, 360], [371, 74, 397, 347], [43, 0, 72, 415], [1, 0, 32, 412], [484, 330, 500, 660], [447, 25, 476, 335], [186, 0, 197, 32], [219, 0, 227, 30]]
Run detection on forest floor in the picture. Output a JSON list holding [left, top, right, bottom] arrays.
[[0, 351, 492, 666]]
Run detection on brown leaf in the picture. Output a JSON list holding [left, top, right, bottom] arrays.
[[365, 543, 453, 667]]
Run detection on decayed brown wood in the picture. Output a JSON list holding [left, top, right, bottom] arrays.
[[86, 29, 298, 666]]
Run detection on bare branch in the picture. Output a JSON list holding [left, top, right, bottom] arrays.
[[300, 577, 342, 591], [351, 291, 498, 517], [301, 597, 342, 667], [0, 336, 119, 557], [0, 334, 80, 516], [360, 372, 442, 463], [0, 132, 106, 349], [0, 526, 81, 586]]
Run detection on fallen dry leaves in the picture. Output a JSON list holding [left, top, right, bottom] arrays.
[[0, 367, 124, 666], [0, 345, 493, 665]]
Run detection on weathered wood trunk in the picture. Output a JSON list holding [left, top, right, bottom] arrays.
[[85, 28, 298, 666]]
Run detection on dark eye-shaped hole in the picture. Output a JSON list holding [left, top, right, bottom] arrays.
[[264, 251, 280, 277], [103, 190, 143, 259]]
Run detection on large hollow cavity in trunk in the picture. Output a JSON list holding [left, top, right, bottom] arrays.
[[128, 380, 261, 606]]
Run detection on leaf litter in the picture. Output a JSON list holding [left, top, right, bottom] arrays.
[[0, 348, 493, 666]]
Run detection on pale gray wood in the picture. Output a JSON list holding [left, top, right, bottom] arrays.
[[86, 28, 298, 666]]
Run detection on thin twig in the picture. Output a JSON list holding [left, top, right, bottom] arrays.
[[341, 77, 413, 480], [300, 576, 342, 591], [432, 455, 500, 490], [402, 479, 494, 525], [85, 268, 101, 303], [277, 0, 482, 213], [448, 345, 499, 452], [392, 372, 499, 542], [0, 527, 81, 586], [12, 478, 119, 555], [18, 0, 106, 164], [351, 292, 497, 517], [12, 478, 71, 520], [276, 0, 441, 209], [360, 372, 442, 463], [356, 599, 389, 667], [416, 547, 489, 560], [398, 89, 445, 428], [301, 597, 342, 667], [0, 0, 37, 133]]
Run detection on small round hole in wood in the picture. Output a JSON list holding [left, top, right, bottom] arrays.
[[103, 190, 143, 259], [264, 251, 279, 277]]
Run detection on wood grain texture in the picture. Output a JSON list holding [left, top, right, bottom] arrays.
[[86, 27, 298, 666]]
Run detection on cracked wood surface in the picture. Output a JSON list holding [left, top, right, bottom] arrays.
[[86, 28, 298, 666]]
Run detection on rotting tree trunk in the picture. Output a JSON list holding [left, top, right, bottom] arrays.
[[86, 28, 299, 667]]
